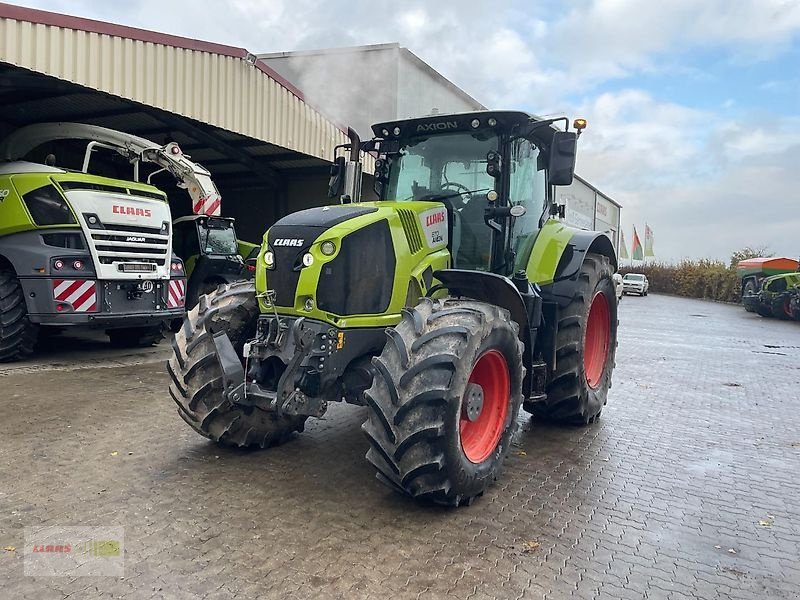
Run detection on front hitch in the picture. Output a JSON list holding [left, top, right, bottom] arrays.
[[211, 318, 327, 417]]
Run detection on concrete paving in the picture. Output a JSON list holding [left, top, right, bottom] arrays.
[[1, 294, 799, 599]]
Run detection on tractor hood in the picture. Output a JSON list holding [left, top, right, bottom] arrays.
[[257, 201, 450, 325]]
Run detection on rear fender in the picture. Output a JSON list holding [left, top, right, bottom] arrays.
[[537, 229, 618, 309], [526, 220, 617, 291]]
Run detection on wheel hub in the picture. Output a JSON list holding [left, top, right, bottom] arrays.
[[462, 383, 484, 422], [459, 350, 510, 464]]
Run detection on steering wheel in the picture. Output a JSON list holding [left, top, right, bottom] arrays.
[[440, 182, 472, 208]]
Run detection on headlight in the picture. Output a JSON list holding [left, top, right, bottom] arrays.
[[302, 253, 314, 267], [303, 298, 314, 311], [264, 251, 275, 267], [320, 241, 336, 256]]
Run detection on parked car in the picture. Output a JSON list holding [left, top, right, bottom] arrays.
[[623, 273, 649, 296], [613, 273, 624, 300]]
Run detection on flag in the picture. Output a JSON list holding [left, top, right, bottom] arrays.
[[644, 224, 655, 257], [619, 230, 629, 259], [631, 226, 644, 261]]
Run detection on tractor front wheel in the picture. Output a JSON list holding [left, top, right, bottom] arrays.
[[362, 298, 524, 507], [526, 253, 618, 425], [167, 281, 307, 447]]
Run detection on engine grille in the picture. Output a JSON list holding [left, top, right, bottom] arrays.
[[397, 209, 423, 254], [89, 226, 169, 268], [266, 224, 324, 308], [317, 219, 395, 315]]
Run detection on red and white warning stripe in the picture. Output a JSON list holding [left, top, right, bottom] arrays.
[[167, 279, 186, 309], [192, 194, 221, 216], [53, 279, 97, 312]]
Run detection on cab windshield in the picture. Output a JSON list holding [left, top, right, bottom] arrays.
[[199, 224, 238, 255], [385, 132, 498, 202]]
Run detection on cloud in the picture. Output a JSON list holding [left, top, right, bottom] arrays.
[[572, 90, 800, 262], [10, 0, 800, 260]]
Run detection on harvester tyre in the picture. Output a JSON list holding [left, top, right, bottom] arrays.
[[107, 324, 167, 348], [362, 298, 524, 507], [527, 253, 618, 425], [0, 269, 38, 362], [167, 281, 307, 448]]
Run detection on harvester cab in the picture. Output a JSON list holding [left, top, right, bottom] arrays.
[[172, 215, 247, 307], [169, 110, 618, 508]]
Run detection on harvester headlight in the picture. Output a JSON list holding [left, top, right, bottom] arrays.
[[320, 241, 336, 256], [392, 126, 401, 136], [304, 298, 315, 311], [471, 119, 480, 129], [487, 117, 497, 127], [264, 251, 275, 267], [302, 252, 314, 267], [381, 128, 390, 137]]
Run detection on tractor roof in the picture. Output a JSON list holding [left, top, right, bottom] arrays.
[[372, 110, 564, 146]]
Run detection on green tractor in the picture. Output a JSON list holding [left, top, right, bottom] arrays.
[[755, 272, 800, 320], [168, 111, 618, 506], [172, 215, 251, 308]]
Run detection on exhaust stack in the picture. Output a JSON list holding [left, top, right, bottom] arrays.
[[341, 127, 362, 204]]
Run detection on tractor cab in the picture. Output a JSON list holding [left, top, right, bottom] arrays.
[[368, 111, 582, 275], [172, 215, 244, 306]]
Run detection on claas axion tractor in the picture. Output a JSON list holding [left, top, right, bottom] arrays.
[[168, 111, 619, 506]]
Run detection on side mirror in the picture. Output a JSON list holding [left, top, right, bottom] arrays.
[[548, 131, 577, 186], [328, 156, 346, 198]]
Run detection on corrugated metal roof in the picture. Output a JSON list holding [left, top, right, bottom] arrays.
[[0, 3, 352, 165]]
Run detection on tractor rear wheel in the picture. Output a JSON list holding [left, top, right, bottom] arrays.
[[771, 295, 793, 320], [362, 297, 524, 507], [167, 281, 307, 447], [107, 324, 167, 348], [0, 269, 38, 362], [526, 253, 618, 425]]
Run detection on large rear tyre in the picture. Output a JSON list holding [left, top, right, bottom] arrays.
[[0, 270, 38, 362], [167, 281, 306, 447], [107, 324, 167, 348], [362, 298, 524, 507], [771, 294, 794, 320], [526, 253, 618, 425]]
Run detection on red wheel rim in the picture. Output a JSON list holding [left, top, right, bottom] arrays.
[[459, 350, 510, 464], [584, 291, 611, 389]]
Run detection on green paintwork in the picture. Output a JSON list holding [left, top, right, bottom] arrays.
[[0, 170, 167, 238], [762, 272, 800, 294], [256, 201, 451, 329], [237, 239, 259, 260], [255, 202, 589, 329], [524, 218, 580, 286]]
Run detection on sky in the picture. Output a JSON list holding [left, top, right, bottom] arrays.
[[16, 0, 800, 263]]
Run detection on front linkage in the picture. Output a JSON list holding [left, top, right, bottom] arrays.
[[213, 292, 384, 419]]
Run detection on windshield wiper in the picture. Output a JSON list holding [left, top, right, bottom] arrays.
[[406, 188, 492, 202]]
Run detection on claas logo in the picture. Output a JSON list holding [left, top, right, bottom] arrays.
[[112, 205, 152, 218]]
